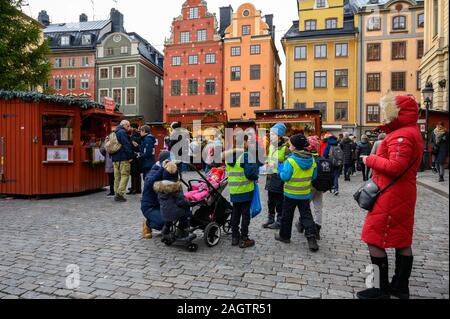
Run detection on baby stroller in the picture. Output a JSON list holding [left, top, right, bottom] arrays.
[[161, 164, 233, 252]]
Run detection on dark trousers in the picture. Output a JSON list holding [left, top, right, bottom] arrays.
[[231, 201, 252, 238], [142, 168, 151, 181], [280, 196, 317, 239], [267, 191, 283, 223], [107, 172, 114, 195], [130, 174, 142, 193], [333, 168, 341, 191], [344, 164, 352, 180], [361, 163, 369, 181]]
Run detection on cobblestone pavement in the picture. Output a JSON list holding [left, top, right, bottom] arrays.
[[0, 172, 448, 299]]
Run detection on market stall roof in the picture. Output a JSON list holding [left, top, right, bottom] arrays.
[[254, 108, 322, 115]]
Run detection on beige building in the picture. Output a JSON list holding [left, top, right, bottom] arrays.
[[419, 0, 449, 111]]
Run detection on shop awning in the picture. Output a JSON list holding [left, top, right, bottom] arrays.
[[322, 124, 343, 130]]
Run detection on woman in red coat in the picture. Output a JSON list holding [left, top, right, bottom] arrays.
[[357, 92, 424, 300]]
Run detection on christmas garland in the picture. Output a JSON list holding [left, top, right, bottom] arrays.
[[0, 90, 120, 112]]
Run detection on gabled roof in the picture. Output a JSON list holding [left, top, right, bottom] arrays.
[[283, 19, 358, 41]]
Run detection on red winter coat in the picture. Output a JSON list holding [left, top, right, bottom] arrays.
[[361, 96, 424, 249]]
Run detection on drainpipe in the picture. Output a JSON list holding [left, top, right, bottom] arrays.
[[357, 14, 364, 138]]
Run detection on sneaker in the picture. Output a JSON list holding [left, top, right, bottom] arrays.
[[357, 288, 390, 300], [232, 236, 240, 246], [262, 221, 274, 229], [307, 237, 319, 252], [126, 191, 136, 195], [295, 222, 304, 234], [106, 193, 115, 197], [274, 234, 291, 244], [268, 222, 281, 230], [239, 237, 255, 249], [439, 177, 445, 182], [114, 195, 127, 202], [432, 167, 438, 174], [334, 191, 339, 196]]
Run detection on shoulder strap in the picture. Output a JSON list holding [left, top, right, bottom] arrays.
[[379, 158, 419, 194]]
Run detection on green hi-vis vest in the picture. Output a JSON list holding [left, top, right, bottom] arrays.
[[226, 153, 255, 195], [284, 157, 316, 197], [268, 144, 287, 174]]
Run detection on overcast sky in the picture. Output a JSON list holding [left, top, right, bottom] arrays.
[[23, 0, 299, 90]]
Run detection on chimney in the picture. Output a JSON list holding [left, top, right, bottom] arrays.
[[219, 6, 233, 37], [38, 10, 50, 27], [265, 14, 275, 39], [79, 13, 88, 22], [110, 8, 124, 33]]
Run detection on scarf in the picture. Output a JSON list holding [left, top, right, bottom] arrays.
[[434, 127, 447, 144]]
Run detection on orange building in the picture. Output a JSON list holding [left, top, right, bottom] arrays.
[[223, 3, 282, 121]]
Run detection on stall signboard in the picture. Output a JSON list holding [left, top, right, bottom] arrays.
[[104, 97, 115, 114], [47, 148, 69, 162]]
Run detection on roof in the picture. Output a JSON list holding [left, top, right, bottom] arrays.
[[128, 32, 164, 69], [351, 0, 423, 10], [283, 19, 358, 41], [44, 20, 110, 33]]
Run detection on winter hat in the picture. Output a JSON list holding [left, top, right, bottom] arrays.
[[158, 150, 171, 163], [171, 122, 182, 130], [361, 134, 368, 141], [270, 123, 287, 137], [290, 134, 309, 150], [163, 161, 179, 182], [307, 135, 320, 152]]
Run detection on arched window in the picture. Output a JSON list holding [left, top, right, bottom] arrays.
[[392, 16, 407, 31]]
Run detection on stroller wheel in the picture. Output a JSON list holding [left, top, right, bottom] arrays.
[[187, 243, 198, 252], [204, 223, 221, 247], [222, 218, 232, 235]]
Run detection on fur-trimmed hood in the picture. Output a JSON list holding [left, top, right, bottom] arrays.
[[153, 180, 183, 194], [379, 91, 419, 133]]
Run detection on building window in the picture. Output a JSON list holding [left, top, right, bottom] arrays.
[[100, 68, 109, 79], [189, 7, 199, 19], [231, 46, 241, 56], [367, 43, 381, 61], [188, 79, 198, 95], [171, 80, 181, 96], [294, 46, 307, 60], [250, 64, 261, 80], [126, 65, 136, 78], [60, 36, 70, 46], [250, 45, 261, 55], [294, 103, 307, 110], [81, 34, 91, 45], [314, 71, 327, 88], [392, 16, 407, 31], [113, 88, 122, 105], [180, 31, 190, 44], [391, 72, 406, 91], [68, 78, 75, 90], [417, 71, 421, 90], [417, 13, 424, 28], [54, 79, 62, 90], [197, 29, 207, 42], [294, 72, 307, 89], [392, 41, 406, 60], [314, 102, 327, 122], [231, 66, 241, 81], [99, 89, 108, 103], [417, 40, 424, 59], [242, 25, 251, 36], [205, 53, 216, 64], [80, 79, 89, 90], [113, 66, 122, 78], [42, 115, 73, 146], [335, 102, 348, 122], [230, 93, 241, 107], [367, 73, 381, 92], [120, 46, 128, 54], [335, 69, 348, 88], [188, 55, 198, 65], [335, 43, 348, 57], [82, 57, 89, 67], [314, 44, 327, 59], [126, 88, 136, 105], [433, 0, 438, 36], [250, 92, 260, 107], [305, 20, 317, 31], [205, 79, 215, 95], [366, 104, 380, 123], [68, 58, 76, 67], [316, 0, 327, 8], [54, 58, 62, 68], [106, 48, 114, 56], [367, 16, 381, 31], [325, 18, 337, 29], [172, 56, 181, 66]]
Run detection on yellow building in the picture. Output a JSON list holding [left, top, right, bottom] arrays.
[[282, 0, 359, 134], [419, 0, 449, 111], [223, 3, 282, 121]]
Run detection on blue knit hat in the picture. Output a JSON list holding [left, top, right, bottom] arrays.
[[270, 123, 287, 137]]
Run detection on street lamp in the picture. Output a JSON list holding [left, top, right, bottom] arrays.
[[421, 82, 434, 171]]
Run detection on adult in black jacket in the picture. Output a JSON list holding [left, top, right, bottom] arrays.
[[356, 135, 373, 181], [431, 122, 449, 182], [339, 133, 356, 181], [128, 123, 142, 195]]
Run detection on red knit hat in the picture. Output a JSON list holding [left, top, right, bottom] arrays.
[[307, 135, 320, 152]]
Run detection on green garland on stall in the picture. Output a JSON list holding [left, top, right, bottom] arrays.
[[0, 90, 120, 112]]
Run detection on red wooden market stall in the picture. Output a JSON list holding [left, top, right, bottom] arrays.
[[0, 91, 122, 196]]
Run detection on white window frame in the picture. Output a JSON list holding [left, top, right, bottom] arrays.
[[250, 45, 261, 55], [172, 56, 181, 66], [314, 0, 328, 9], [180, 31, 190, 44], [112, 88, 122, 105], [189, 7, 199, 19], [205, 53, 216, 64], [335, 43, 348, 57], [125, 87, 136, 105], [80, 78, 89, 90], [126, 65, 136, 78], [81, 34, 91, 45], [120, 46, 128, 54], [98, 89, 109, 103], [82, 56, 89, 67], [197, 29, 207, 42], [60, 35, 70, 46], [99, 67, 109, 80], [54, 58, 62, 68], [112, 66, 122, 79], [54, 79, 62, 90], [188, 55, 199, 65], [68, 58, 76, 67]]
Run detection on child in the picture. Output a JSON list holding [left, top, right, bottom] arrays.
[[153, 161, 191, 238], [225, 135, 259, 249], [275, 134, 319, 252]]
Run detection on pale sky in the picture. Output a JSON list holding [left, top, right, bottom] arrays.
[[23, 0, 299, 90]]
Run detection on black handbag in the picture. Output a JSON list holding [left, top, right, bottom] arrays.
[[353, 158, 418, 211]]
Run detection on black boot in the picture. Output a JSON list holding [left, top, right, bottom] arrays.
[[316, 224, 322, 241], [357, 256, 391, 299], [390, 254, 413, 300]]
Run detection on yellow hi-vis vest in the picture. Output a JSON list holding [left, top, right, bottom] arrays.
[[268, 144, 287, 174], [226, 153, 255, 195], [284, 157, 316, 197]]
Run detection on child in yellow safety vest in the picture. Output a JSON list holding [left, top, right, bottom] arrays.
[[275, 134, 320, 252]]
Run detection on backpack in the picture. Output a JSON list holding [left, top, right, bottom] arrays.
[[312, 156, 334, 192], [104, 132, 122, 155], [330, 145, 344, 168]]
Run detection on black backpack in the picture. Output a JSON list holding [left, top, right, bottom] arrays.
[[330, 145, 344, 168], [312, 156, 334, 192]]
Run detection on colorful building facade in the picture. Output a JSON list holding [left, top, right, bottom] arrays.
[[282, 0, 359, 134], [355, 0, 424, 133], [223, 3, 282, 121], [419, 0, 449, 111], [164, 0, 224, 124]]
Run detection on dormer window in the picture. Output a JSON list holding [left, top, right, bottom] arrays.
[[316, 0, 327, 8], [392, 16, 407, 31], [81, 34, 92, 45], [60, 36, 70, 46]]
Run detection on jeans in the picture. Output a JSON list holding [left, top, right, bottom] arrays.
[[438, 163, 446, 178], [344, 164, 352, 180], [231, 201, 252, 238], [333, 168, 341, 192], [280, 196, 317, 239], [267, 191, 284, 223], [142, 207, 164, 231], [113, 161, 131, 197], [310, 189, 323, 226]]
